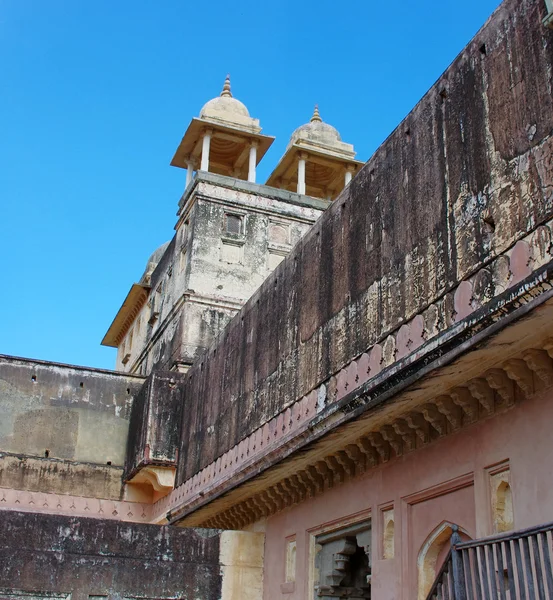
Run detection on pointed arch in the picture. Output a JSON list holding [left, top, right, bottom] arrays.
[[494, 479, 514, 533], [383, 517, 395, 559], [417, 521, 471, 600]]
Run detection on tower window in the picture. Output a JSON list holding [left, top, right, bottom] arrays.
[[225, 214, 243, 235]]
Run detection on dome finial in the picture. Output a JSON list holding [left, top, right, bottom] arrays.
[[311, 104, 322, 123], [221, 74, 232, 98]]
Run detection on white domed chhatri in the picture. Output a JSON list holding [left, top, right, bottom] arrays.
[[171, 75, 274, 185], [103, 79, 366, 370], [266, 105, 363, 201], [288, 105, 342, 150], [170, 77, 363, 201], [199, 75, 252, 124]]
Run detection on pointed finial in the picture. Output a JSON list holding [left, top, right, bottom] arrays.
[[221, 74, 232, 98], [310, 104, 322, 123]]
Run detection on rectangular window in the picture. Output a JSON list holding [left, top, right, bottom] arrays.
[[225, 213, 243, 235], [309, 517, 371, 600]]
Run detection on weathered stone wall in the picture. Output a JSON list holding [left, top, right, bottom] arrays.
[[0, 511, 221, 600], [124, 371, 185, 480], [177, 0, 553, 483], [116, 174, 327, 375], [0, 355, 144, 499]]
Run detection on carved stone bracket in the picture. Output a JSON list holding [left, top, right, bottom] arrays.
[[503, 359, 534, 396], [199, 342, 553, 530], [485, 369, 515, 406], [451, 387, 479, 423]]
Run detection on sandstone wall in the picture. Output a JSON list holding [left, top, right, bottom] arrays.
[[0, 355, 144, 499], [0, 511, 221, 600], [177, 0, 553, 484]]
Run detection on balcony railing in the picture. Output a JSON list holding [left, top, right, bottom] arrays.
[[426, 522, 553, 599]]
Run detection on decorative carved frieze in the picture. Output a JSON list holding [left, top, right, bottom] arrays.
[[380, 425, 403, 456], [435, 396, 463, 430], [358, 438, 379, 467], [405, 412, 430, 443], [367, 432, 390, 463], [421, 403, 447, 436], [392, 419, 417, 451]]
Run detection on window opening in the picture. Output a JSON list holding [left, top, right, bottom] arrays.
[[314, 521, 371, 599], [225, 214, 242, 235]]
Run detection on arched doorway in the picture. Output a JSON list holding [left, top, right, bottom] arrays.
[[417, 521, 472, 600]]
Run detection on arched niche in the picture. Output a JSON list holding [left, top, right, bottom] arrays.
[[383, 517, 395, 559], [417, 521, 471, 600], [493, 479, 514, 533]]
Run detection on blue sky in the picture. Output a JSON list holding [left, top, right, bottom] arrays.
[[0, 0, 502, 370]]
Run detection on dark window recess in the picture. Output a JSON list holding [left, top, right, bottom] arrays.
[[226, 214, 242, 234]]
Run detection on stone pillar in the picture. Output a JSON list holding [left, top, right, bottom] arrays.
[[248, 142, 258, 183], [186, 160, 195, 187], [297, 154, 307, 195], [345, 166, 354, 186], [200, 130, 212, 172]]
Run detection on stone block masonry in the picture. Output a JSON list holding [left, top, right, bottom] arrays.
[[0, 355, 145, 499], [0, 511, 222, 600]]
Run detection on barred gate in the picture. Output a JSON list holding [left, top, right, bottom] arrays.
[[426, 522, 553, 600]]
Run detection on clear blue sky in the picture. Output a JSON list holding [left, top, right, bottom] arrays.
[[0, 0, 502, 370]]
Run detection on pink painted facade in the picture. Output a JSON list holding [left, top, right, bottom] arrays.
[[262, 384, 553, 600]]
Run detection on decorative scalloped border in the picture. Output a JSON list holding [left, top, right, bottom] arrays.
[[0, 488, 152, 523]]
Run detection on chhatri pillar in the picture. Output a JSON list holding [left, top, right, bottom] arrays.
[[170, 75, 274, 188], [266, 105, 363, 201]]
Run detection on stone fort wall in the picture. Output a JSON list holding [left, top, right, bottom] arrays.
[[0, 355, 144, 499], [176, 0, 553, 485]]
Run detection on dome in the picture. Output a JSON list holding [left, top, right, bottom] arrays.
[[140, 240, 170, 285], [289, 105, 342, 148], [199, 75, 251, 123]]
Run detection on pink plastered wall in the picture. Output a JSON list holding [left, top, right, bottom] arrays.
[[262, 386, 553, 600]]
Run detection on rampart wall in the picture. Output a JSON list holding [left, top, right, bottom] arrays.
[[0, 355, 144, 499], [177, 0, 553, 484]]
